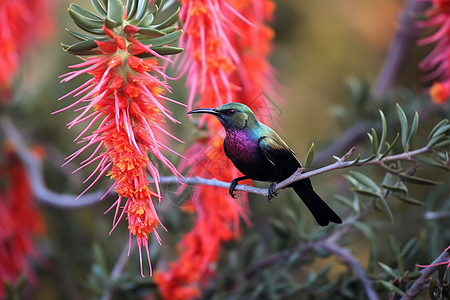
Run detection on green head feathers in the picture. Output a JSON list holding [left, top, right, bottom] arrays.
[[188, 102, 258, 130]]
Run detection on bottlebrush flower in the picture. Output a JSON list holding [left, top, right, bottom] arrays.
[[57, 0, 183, 275], [0, 0, 55, 101], [0, 145, 45, 298], [418, 0, 450, 104], [155, 0, 279, 298]]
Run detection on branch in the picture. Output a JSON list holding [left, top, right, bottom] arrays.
[[401, 247, 450, 300], [320, 241, 379, 300], [101, 243, 133, 300], [372, 0, 428, 100], [424, 212, 450, 221], [1, 116, 106, 208]]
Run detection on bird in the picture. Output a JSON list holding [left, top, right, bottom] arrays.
[[188, 102, 342, 226]]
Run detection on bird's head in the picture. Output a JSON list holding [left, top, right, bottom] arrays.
[[188, 102, 258, 130]]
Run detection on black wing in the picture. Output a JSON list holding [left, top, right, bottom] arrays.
[[258, 135, 301, 181]]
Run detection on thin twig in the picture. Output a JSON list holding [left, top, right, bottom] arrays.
[[401, 247, 450, 300], [1, 116, 106, 208], [320, 241, 379, 300], [424, 211, 450, 221], [101, 243, 134, 300]]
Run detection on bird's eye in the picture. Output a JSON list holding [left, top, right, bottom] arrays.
[[229, 109, 236, 115]]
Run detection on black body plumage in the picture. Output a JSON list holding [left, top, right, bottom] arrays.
[[188, 103, 342, 226]]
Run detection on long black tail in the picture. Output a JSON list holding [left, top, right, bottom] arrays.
[[291, 179, 342, 226]]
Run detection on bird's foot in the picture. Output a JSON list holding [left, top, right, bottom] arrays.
[[267, 182, 279, 202], [229, 178, 239, 199]]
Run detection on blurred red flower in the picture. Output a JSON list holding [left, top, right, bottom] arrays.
[[0, 145, 45, 297], [0, 0, 55, 101]]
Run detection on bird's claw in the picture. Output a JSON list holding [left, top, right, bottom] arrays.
[[229, 179, 238, 199], [267, 182, 278, 202]]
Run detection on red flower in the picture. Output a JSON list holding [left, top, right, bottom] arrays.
[[0, 145, 45, 298], [0, 0, 55, 101], [58, 4, 183, 276], [418, 0, 450, 104]]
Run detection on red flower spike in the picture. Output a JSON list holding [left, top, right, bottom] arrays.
[[0, 0, 55, 101], [0, 147, 45, 298], [418, 0, 450, 104], [59, 5, 184, 275]]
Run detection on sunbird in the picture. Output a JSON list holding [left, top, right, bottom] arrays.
[[188, 102, 342, 226]]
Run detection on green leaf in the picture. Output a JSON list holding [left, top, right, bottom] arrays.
[[358, 153, 375, 164], [431, 124, 450, 141], [91, 0, 107, 17], [65, 28, 95, 41], [394, 194, 424, 206], [433, 138, 450, 149], [104, 17, 117, 29], [241, 235, 260, 267], [354, 221, 379, 264], [381, 184, 407, 193], [429, 119, 449, 140], [70, 3, 103, 21], [379, 196, 394, 223], [107, 0, 123, 26], [141, 29, 183, 46], [333, 194, 354, 209], [137, 12, 155, 27], [350, 171, 380, 192], [378, 110, 388, 154], [154, 7, 181, 30], [344, 174, 364, 189], [353, 188, 381, 198], [160, 26, 177, 34], [62, 40, 98, 54], [428, 134, 446, 147], [137, 27, 166, 37], [305, 142, 315, 168], [345, 77, 369, 110], [68, 7, 104, 34], [416, 155, 450, 170], [136, 46, 183, 57], [93, 243, 108, 272], [151, 45, 183, 55], [407, 111, 419, 148], [396, 104, 409, 151], [378, 280, 406, 296], [378, 262, 399, 278], [368, 128, 379, 155], [135, 0, 148, 20], [379, 133, 400, 160], [269, 219, 290, 239], [398, 173, 442, 185], [126, 0, 138, 19], [101, 0, 108, 10]]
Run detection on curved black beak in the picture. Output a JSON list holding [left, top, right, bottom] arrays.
[[187, 108, 220, 115]]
